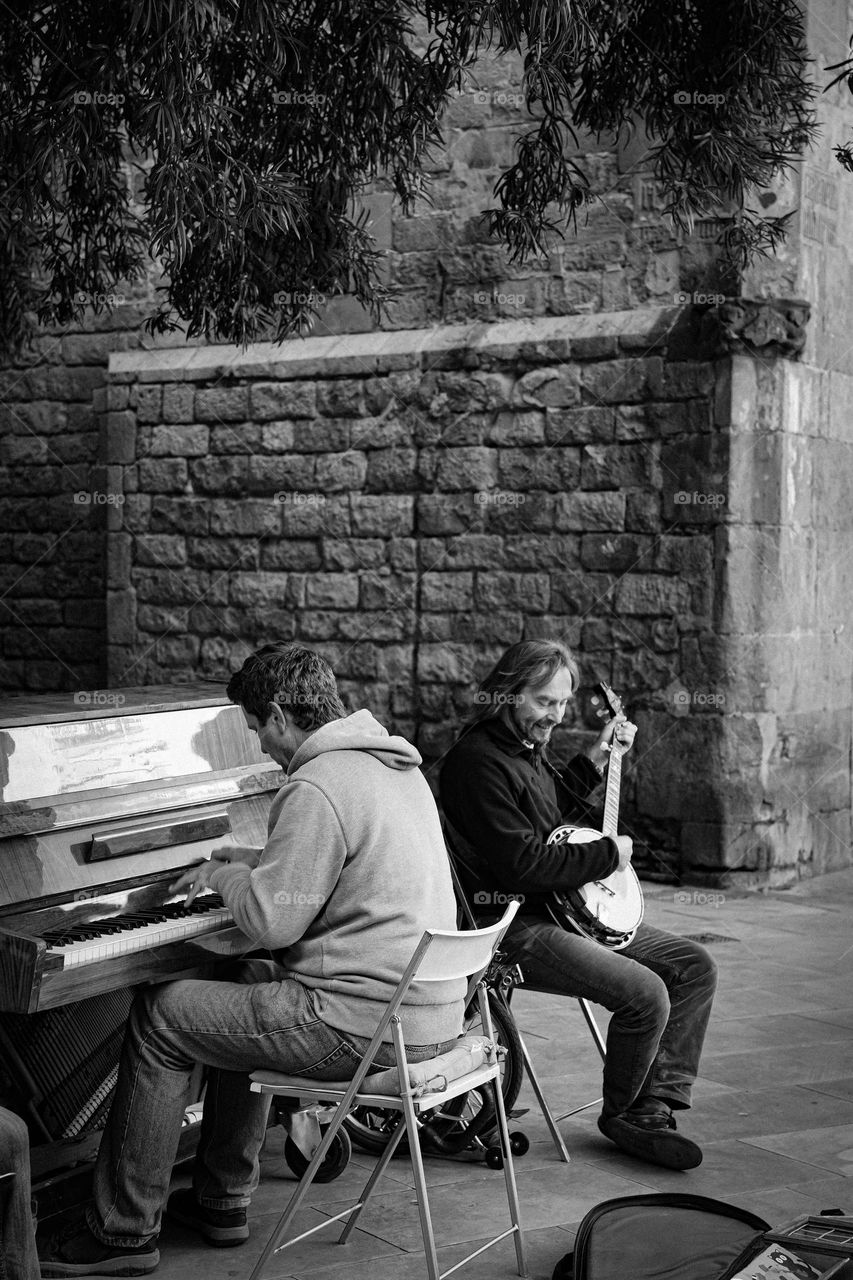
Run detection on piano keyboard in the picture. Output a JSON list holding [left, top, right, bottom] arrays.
[[42, 895, 232, 969]]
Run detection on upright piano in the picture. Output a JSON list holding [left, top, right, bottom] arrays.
[[0, 683, 283, 1181]]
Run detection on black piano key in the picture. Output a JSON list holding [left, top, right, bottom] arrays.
[[41, 893, 228, 949]]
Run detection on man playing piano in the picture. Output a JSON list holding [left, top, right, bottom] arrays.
[[41, 644, 465, 1276]]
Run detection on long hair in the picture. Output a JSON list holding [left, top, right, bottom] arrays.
[[464, 639, 579, 730], [226, 643, 346, 729]]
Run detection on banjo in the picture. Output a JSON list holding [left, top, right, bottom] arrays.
[[546, 681, 644, 950]]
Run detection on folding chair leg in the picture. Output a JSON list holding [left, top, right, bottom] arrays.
[[578, 997, 606, 1060], [338, 1112, 408, 1243], [484, 1016, 530, 1277], [518, 1034, 570, 1163], [551, 999, 605, 1124], [392, 1021, 442, 1280], [490, 1074, 530, 1278]]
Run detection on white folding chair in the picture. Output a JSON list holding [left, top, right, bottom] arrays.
[[247, 900, 528, 1280]]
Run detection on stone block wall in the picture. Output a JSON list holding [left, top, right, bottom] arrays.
[[105, 310, 728, 881], [101, 309, 853, 887], [0, 298, 196, 692]]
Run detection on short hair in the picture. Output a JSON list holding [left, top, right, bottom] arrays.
[[465, 639, 579, 728], [226, 643, 346, 730]]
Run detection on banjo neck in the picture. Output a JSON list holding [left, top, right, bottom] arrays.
[[601, 743, 624, 837]]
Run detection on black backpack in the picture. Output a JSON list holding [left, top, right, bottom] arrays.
[[552, 1193, 852, 1280]]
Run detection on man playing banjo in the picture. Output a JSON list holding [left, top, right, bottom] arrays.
[[439, 639, 717, 1171]]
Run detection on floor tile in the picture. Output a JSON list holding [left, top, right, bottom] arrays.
[[700, 1041, 853, 1090], [681, 1085, 853, 1143], [801, 1078, 853, 1103], [740, 1123, 853, 1176], [702, 1014, 851, 1055], [290, 1224, 576, 1280]]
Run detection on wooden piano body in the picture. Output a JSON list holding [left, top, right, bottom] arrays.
[[0, 683, 283, 1182]]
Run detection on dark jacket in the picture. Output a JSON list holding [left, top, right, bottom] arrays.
[[439, 715, 619, 918]]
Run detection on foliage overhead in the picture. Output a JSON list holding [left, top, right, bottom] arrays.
[[826, 38, 853, 174], [0, 0, 817, 354]]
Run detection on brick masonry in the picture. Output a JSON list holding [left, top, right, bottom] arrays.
[[93, 310, 851, 887]]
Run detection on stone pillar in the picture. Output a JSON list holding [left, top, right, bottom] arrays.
[[672, 0, 853, 885]]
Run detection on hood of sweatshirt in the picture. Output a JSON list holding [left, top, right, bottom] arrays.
[[287, 709, 421, 776]]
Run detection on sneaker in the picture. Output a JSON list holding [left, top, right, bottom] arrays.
[[165, 1187, 249, 1247], [598, 1110, 703, 1171], [39, 1220, 159, 1276]]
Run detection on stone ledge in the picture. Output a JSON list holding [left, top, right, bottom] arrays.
[[107, 309, 684, 384]]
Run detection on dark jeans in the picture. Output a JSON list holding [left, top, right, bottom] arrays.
[[90, 960, 458, 1247], [504, 919, 717, 1120], [0, 1107, 39, 1280]]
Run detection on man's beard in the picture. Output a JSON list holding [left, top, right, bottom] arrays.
[[521, 716, 556, 742]]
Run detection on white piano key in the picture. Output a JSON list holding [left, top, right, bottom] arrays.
[[47, 905, 233, 968]]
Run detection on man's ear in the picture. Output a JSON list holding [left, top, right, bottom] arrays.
[[266, 701, 288, 732]]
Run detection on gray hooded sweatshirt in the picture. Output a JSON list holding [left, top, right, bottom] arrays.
[[209, 710, 465, 1046]]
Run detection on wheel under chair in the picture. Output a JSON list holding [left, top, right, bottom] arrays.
[[267, 1096, 354, 1183], [247, 900, 529, 1280], [344, 953, 530, 1170], [445, 846, 607, 1164]]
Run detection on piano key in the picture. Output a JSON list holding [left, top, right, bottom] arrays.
[[44, 894, 233, 968], [47, 908, 233, 968]]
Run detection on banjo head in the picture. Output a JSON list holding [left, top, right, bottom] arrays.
[[548, 825, 644, 947]]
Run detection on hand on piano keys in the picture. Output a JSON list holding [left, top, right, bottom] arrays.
[[170, 844, 262, 907]]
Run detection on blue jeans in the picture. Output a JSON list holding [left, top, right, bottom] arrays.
[[504, 919, 717, 1120], [0, 1107, 39, 1280], [91, 961, 457, 1247]]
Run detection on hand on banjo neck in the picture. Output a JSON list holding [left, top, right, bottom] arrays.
[[588, 706, 637, 871]]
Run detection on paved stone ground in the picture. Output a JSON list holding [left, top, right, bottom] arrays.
[[154, 870, 853, 1280]]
